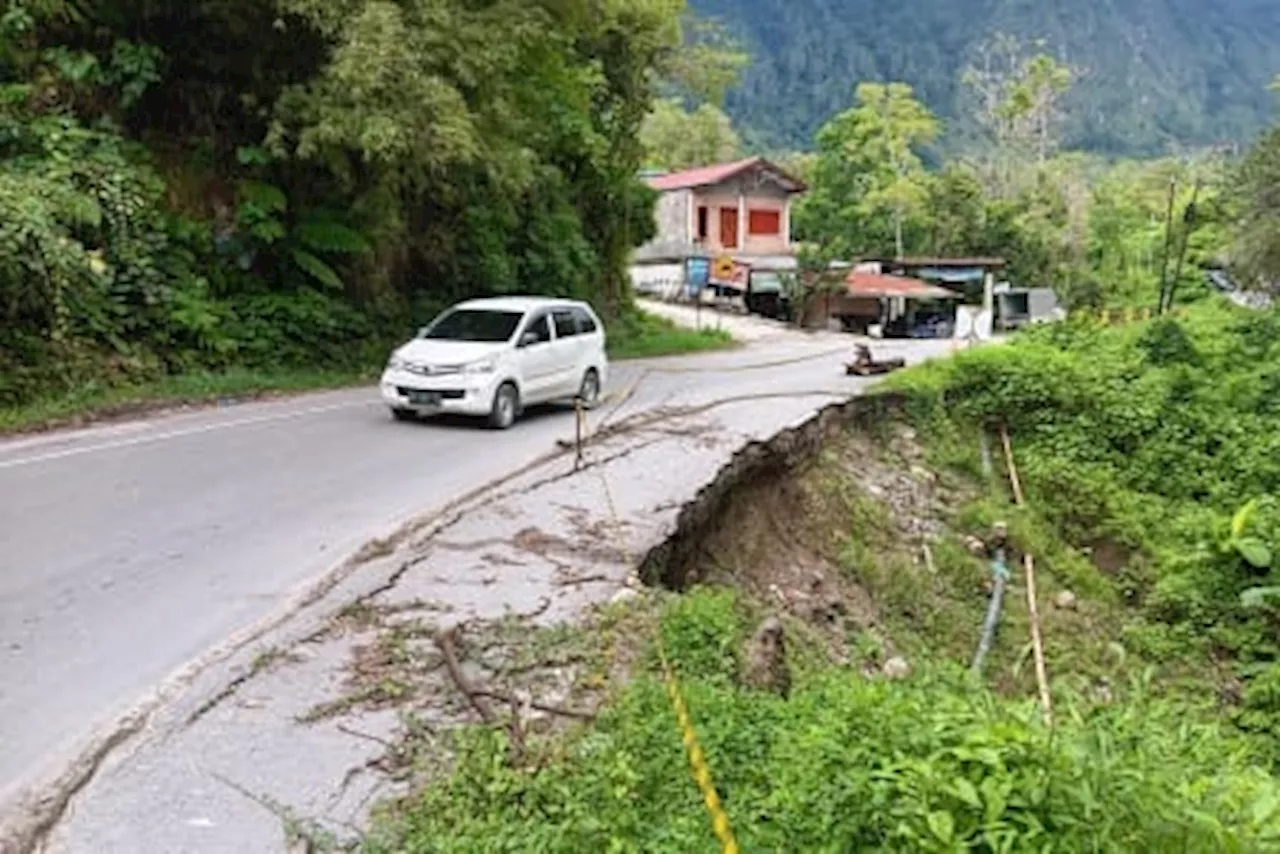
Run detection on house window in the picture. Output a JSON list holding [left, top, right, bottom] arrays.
[[696, 206, 708, 240], [748, 209, 781, 236], [719, 208, 739, 249]]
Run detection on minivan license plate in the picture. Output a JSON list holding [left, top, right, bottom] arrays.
[[408, 390, 441, 406]]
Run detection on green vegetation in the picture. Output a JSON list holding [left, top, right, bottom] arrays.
[[0, 366, 372, 434], [791, 60, 1241, 309], [0, 0, 714, 414], [890, 301, 1280, 760], [370, 587, 1280, 852], [640, 98, 741, 172], [689, 0, 1280, 155], [607, 311, 734, 360]]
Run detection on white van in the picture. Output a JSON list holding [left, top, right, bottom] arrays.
[[379, 297, 608, 429]]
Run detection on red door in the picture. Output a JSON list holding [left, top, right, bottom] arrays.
[[719, 207, 739, 249]]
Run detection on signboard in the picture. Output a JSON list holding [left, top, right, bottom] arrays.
[[685, 256, 710, 299], [712, 255, 736, 281], [954, 306, 993, 342]]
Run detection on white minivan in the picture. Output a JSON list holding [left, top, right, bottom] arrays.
[[379, 297, 609, 429]]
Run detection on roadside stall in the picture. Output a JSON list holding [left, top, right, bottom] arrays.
[[827, 271, 964, 337]]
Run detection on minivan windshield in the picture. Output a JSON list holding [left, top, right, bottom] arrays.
[[421, 308, 523, 342]]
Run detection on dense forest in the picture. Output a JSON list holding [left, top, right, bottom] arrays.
[[0, 0, 691, 410], [690, 0, 1280, 155]]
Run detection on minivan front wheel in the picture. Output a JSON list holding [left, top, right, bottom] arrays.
[[488, 382, 519, 430]]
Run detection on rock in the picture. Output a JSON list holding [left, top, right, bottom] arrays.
[[1090, 678, 1113, 705], [740, 617, 790, 698], [909, 465, 937, 485], [1053, 590, 1078, 611], [882, 655, 910, 680], [610, 587, 639, 605]]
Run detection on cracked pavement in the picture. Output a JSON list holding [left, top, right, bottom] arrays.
[[2, 304, 959, 852]]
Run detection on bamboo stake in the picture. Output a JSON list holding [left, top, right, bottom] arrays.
[[999, 423, 1053, 726], [1000, 424, 1024, 505]]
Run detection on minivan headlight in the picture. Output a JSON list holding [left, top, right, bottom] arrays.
[[464, 358, 497, 375], [386, 355, 408, 371]]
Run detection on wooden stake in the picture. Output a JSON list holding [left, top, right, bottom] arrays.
[[999, 424, 1024, 505], [1022, 553, 1053, 725], [573, 397, 585, 471], [999, 423, 1053, 726]]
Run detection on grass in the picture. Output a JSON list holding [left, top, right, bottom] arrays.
[[0, 366, 375, 435], [607, 310, 734, 360]]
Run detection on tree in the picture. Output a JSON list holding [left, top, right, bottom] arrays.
[[0, 0, 691, 407], [962, 36, 1075, 194], [1233, 126, 1280, 290], [795, 82, 937, 258], [640, 99, 741, 170], [858, 83, 939, 257], [662, 15, 749, 106]]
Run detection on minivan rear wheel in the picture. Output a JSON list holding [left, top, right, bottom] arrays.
[[488, 382, 519, 430]]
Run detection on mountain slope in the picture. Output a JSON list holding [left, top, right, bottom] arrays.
[[692, 0, 1280, 155]]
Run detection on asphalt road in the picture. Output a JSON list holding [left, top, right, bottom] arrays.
[[0, 372, 658, 804]]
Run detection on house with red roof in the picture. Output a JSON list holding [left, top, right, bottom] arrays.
[[631, 157, 806, 297]]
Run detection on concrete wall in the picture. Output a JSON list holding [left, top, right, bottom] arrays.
[[651, 189, 690, 247], [630, 262, 684, 300], [693, 178, 791, 256]]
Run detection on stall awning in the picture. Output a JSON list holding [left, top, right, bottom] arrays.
[[845, 273, 962, 300]]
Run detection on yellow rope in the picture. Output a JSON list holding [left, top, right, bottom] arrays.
[[596, 469, 740, 854]]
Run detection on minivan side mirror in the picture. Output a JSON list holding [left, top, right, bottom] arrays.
[[519, 331, 540, 347]]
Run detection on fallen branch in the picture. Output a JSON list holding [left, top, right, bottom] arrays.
[[556, 572, 610, 587], [507, 692, 528, 764], [473, 689, 597, 721], [513, 596, 553, 620], [336, 723, 396, 749], [999, 423, 1053, 727], [433, 627, 497, 725]]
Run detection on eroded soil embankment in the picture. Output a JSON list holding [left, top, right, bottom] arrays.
[[639, 392, 910, 591]]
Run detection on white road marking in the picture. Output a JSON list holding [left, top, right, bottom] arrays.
[[0, 400, 372, 471]]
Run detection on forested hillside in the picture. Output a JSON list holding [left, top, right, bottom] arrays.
[[691, 0, 1280, 155], [0, 0, 698, 414]]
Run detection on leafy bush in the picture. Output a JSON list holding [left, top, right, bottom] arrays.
[[372, 590, 1280, 853], [889, 301, 1280, 749]]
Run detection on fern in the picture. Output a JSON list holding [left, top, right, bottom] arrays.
[[289, 248, 343, 289], [1224, 498, 1272, 570], [237, 180, 287, 214], [295, 218, 371, 254]]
